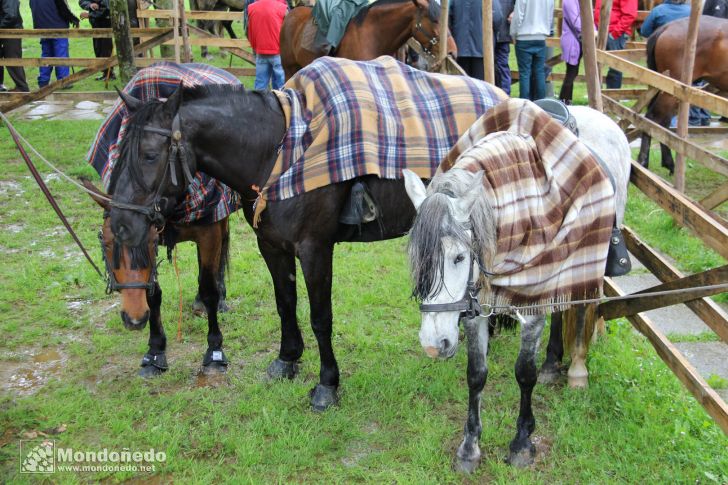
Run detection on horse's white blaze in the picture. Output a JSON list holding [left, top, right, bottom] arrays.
[[418, 236, 472, 358]]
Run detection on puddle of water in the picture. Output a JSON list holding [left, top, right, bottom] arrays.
[[194, 369, 228, 388], [1, 348, 65, 396], [75, 101, 100, 110], [0, 181, 24, 197], [5, 223, 24, 233]]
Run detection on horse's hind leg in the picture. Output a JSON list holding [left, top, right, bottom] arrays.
[[139, 283, 169, 377], [455, 316, 489, 474], [538, 312, 564, 384], [641, 92, 679, 174], [196, 229, 227, 373], [564, 304, 596, 388], [298, 240, 339, 411], [507, 314, 546, 468], [258, 238, 303, 381], [193, 220, 230, 314]]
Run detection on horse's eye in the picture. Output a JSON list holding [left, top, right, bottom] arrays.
[[454, 254, 465, 264]]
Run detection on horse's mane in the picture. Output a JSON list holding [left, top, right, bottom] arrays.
[[408, 170, 496, 301], [354, 0, 441, 25]]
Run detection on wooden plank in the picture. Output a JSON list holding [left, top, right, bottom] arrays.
[[482, 0, 494, 83], [604, 277, 728, 436], [136, 9, 242, 21], [610, 48, 646, 62], [0, 58, 108, 67], [185, 23, 254, 63], [602, 88, 649, 99], [545, 37, 644, 49], [0, 30, 173, 113], [701, 180, 728, 210], [438, 0, 449, 71], [603, 95, 728, 177], [599, 264, 728, 320], [618, 85, 659, 131], [597, 49, 728, 117], [0, 27, 168, 38], [621, 226, 728, 343], [629, 160, 728, 260], [545, 54, 563, 68]]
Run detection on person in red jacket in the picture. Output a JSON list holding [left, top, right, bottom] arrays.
[[594, 0, 637, 88], [247, 0, 288, 90]]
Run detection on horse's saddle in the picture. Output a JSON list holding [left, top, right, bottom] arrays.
[[535, 98, 632, 277]]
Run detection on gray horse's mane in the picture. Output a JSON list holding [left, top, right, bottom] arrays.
[[408, 169, 496, 301]]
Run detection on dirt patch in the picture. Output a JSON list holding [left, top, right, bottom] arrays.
[[0, 348, 66, 397]]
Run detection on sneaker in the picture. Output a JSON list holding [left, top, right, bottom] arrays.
[[0, 84, 7, 92]]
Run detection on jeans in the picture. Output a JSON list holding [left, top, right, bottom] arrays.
[[494, 41, 511, 95], [39, 38, 70, 87], [515, 39, 546, 101], [605, 33, 627, 89], [254, 54, 285, 90]]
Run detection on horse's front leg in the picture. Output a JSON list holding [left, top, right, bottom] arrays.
[[507, 314, 546, 468], [139, 283, 169, 377], [258, 238, 303, 380], [455, 316, 489, 474], [298, 240, 339, 411]]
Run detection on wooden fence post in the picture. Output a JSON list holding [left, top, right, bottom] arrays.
[[439, 0, 450, 73], [110, 0, 137, 83], [177, 0, 192, 62], [675, 0, 702, 192], [482, 0, 494, 83], [578, 0, 603, 111]]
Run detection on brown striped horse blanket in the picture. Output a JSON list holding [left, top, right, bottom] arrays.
[[439, 99, 615, 314]]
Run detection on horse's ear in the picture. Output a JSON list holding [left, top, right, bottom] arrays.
[[116, 87, 143, 113], [403, 169, 427, 210], [80, 177, 111, 211], [163, 84, 183, 118], [454, 170, 484, 218]]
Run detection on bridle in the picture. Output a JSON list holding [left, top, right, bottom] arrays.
[[102, 112, 192, 294], [417, 227, 495, 320], [413, 7, 439, 55], [98, 218, 161, 294], [109, 112, 195, 229]]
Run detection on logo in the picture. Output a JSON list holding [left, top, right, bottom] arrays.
[[20, 440, 55, 474]]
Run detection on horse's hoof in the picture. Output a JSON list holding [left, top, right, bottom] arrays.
[[266, 358, 299, 380], [454, 456, 480, 474], [568, 375, 589, 388], [192, 297, 206, 317], [506, 444, 535, 468], [138, 365, 165, 378], [201, 361, 227, 374], [309, 384, 338, 412], [538, 363, 564, 385]]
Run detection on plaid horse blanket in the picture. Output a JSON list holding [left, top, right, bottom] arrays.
[[253, 56, 507, 225], [439, 99, 615, 314], [86, 62, 240, 225]]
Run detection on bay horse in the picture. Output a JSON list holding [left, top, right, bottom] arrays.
[[279, 0, 457, 79], [105, 56, 505, 411], [638, 15, 728, 173], [404, 99, 631, 472], [83, 180, 232, 377]]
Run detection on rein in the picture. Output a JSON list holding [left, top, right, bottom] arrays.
[[419, 257, 484, 319], [98, 223, 161, 294]]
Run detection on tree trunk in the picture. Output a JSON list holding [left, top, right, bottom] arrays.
[[110, 0, 137, 83]]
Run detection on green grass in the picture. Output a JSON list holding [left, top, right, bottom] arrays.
[[1, 107, 727, 484]]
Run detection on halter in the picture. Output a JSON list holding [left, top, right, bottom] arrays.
[[98, 225, 161, 294], [413, 8, 439, 55], [109, 112, 195, 229]]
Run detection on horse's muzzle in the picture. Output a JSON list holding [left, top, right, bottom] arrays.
[[121, 310, 149, 330]]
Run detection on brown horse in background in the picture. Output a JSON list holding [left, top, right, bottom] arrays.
[[638, 15, 728, 173], [279, 0, 457, 80], [83, 180, 232, 378]]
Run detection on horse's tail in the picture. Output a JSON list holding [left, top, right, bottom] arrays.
[[646, 23, 669, 73]]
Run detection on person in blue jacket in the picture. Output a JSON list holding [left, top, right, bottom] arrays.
[[30, 0, 79, 87]]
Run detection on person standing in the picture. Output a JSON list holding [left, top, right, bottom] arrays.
[[510, 0, 554, 100], [0, 0, 29, 92], [30, 0, 79, 87], [449, 0, 485, 80], [703, 0, 728, 18], [594, 0, 637, 89], [493, 0, 514, 94], [79, 0, 115, 80], [559, 0, 582, 103], [247, 0, 287, 90]]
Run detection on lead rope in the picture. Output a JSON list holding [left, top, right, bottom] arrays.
[[173, 246, 184, 342]]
